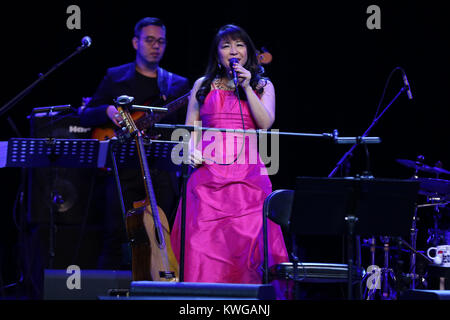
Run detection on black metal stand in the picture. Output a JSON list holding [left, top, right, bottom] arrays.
[[108, 139, 128, 224], [45, 112, 60, 269], [108, 139, 131, 265], [179, 162, 190, 282], [345, 215, 358, 300]]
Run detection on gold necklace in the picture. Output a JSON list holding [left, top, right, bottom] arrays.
[[214, 77, 235, 91]]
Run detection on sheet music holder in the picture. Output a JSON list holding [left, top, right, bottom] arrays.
[[1, 138, 185, 171], [289, 176, 420, 299], [4, 138, 99, 168], [290, 177, 420, 237]]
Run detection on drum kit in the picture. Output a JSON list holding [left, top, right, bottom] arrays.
[[362, 156, 450, 300], [396, 157, 450, 207]]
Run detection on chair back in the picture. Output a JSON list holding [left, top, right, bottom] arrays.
[[262, 189, 294, 284], [263, 189, 294, 229]]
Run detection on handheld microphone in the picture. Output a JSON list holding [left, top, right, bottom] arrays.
[[402, 71, 413, 100], [228, 58, 239, 87], [81, 36, 92, 48]]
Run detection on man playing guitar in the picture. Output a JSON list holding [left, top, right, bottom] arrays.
[[80, 17, 190, 270]]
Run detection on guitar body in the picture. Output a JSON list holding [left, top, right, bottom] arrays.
[[126, 200, 179, 281], [92, 111, 145, 141]]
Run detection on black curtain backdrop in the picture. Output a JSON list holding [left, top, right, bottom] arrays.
[[1, 0, 449, 292]]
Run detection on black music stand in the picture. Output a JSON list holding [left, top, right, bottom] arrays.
[[6, 138, 99, 169], [289, 176, 420, 300]]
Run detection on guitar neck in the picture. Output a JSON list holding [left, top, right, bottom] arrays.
[[135, 136, 160, 217], [136, 92, 190, 130]]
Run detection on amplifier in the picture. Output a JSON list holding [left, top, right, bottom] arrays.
[[28, 113, 96, 225]]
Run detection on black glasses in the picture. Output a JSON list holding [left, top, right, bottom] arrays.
[[142, 37, 167, 46]]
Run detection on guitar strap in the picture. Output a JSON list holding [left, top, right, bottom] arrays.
[[157, 67, 174, 101]]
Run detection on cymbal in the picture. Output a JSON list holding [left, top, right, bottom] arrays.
[[415, 178, 450, 196], [396, 159, 450, 175]]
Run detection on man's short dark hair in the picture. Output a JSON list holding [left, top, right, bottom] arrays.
[[134, 17, 166, 38]]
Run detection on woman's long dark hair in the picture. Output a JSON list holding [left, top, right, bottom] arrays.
[[196, 24, 267, 105]]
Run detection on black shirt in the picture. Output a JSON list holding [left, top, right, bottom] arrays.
[[131, 72, 160, 106]]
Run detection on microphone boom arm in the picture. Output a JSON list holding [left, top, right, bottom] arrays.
[[328, 86, 406, 177], [0, 38, 90, 118]]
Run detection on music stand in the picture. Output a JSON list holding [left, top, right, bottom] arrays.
[[289, 176, 420, 300], [6, 138, 99, 168]]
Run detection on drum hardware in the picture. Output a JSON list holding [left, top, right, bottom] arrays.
[[381, 237, 398, 299], [361, 237, 377, 300], [396, 237, 430, 291], [401, 195, 444, 289], [408, 206, 419, 290], [362, 194, 441, 299], [417, 201, 449, 209], [386, 201, 429, 294], [362, 237, 378, 300], [413, 176, 450, 247], [396, 157, 450, 177], [418, 182, 450, 290], [428, 197, 445, 247], [416, 196, 448, 246], [427, 228, 447, 247], [362, 236, 397, 300], [359, 163, 450, 298], [415, 178, 450, 198]]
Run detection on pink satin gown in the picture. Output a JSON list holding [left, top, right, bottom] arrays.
[[170, 88, 289, 287]]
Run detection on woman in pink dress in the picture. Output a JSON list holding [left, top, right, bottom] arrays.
[[170, 24, 289, 294]]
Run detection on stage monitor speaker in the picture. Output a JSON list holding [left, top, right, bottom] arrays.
[[399, 289, 450, 300], [43, 269, 132, 300], [127, 281, 276, 300], [28, 113, 97, 225]]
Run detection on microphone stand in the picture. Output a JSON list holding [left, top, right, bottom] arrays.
[[328, 86, 407, 178], [0, 41, 90, 119], [30, 109, 75, 269], [328, 83, 409, 299], [155, 124, 340, 140]]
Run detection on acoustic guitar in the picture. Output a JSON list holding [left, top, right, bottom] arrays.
[[115, 95, 179, 281]]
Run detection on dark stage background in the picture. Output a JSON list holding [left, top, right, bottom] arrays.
[[0, 1, 449, 297]]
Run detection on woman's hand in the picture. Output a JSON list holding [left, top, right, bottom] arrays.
[[230, 62, 251, 89], [188, 146, 203, 168]]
